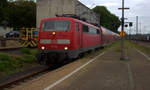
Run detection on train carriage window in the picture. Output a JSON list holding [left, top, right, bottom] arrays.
[[76, 22, 79, 31], [82, 24, 89, 33], [89, 27, 96, 34]]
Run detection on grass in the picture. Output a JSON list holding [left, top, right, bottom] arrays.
[[126, 40, 150, 55], [30, 49, 38, 55], [21, 48, 38, 55], [0, 48, 39, 80], [21, 48, 31, 54], [0, 53, 23, 79]]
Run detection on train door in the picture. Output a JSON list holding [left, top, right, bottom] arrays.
[[77, 22, 82, 49], [75, 22, 82, 49]]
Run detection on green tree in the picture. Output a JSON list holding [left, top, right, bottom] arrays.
[[8, 0, 36, 28], [0, 0, 8, 6], [0, 0, 36, 28], [0, 0, 8, 25], [93, 6, 121, 33]]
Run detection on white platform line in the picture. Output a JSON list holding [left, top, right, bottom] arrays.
[[127, 63, 135, 90], [135, 49, 150, 61], [44, 52, 105, 90]]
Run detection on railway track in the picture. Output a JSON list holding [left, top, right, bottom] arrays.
[[0, 65, 49, 89]]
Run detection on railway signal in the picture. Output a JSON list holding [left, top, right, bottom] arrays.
[[129, 22, 133, 39], [124, 22, 133, 39], [129, 22, 133, 27], [125, 24, 128, 27]]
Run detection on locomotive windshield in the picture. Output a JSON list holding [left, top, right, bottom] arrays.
[[42, 20, 70, 31]]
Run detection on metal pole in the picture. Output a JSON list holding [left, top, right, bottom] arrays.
[[120, 0, 125, 60], [139, 23, 141, 35], [144, 26, 146, 35], [136, 16, 138, 37], [129, 26, 131, 39]]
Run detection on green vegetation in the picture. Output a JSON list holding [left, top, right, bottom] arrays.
[[93, 6, 121, 33], [0, 0, 36, 28], [0, 52, 23, 79], [21, 48, 38, 55], [126, 41, 150, 55], [30, 49, 38, 55], [21, 48, 31, 54], [22, 54, 36, 63], [0, 48, 38, 79]]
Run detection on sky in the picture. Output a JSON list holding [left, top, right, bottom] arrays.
[[79, 0, 150, 34]]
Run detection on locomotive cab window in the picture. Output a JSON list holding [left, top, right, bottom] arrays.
[[42, 20, 70, 31]]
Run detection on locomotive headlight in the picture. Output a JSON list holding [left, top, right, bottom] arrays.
[[64, 47, 68, 50], [41, 46, 45, 50], [52, 32, 56, 35]]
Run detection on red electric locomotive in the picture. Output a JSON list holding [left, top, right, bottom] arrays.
[[36, 16, 104, 65], [36, 16, 120, 65]]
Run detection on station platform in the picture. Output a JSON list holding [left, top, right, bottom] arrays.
[[11, 42, 150, 90]]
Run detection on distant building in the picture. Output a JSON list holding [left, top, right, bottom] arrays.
[[36, 0, 100, 28]]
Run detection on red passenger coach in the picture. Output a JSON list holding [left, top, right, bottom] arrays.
[[100, 26, 120, 45], [36, 17, 103, 65]]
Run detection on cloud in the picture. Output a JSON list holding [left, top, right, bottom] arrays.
[[99, 2, 119, 7], [79, 0, 150, 34]]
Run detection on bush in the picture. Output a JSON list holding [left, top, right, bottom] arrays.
[[30, 49, 38, 55], [0, 53, 11, 61], [21, 48, 31, 54], [0, 51, 37, 79], [0, 53, 23, 72], [22, 54, 36, 63]]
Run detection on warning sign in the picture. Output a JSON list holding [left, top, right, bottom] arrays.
[[120, 31, 126, 37]]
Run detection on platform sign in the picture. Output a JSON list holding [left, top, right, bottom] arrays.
[[120, 31, 126, 37]]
